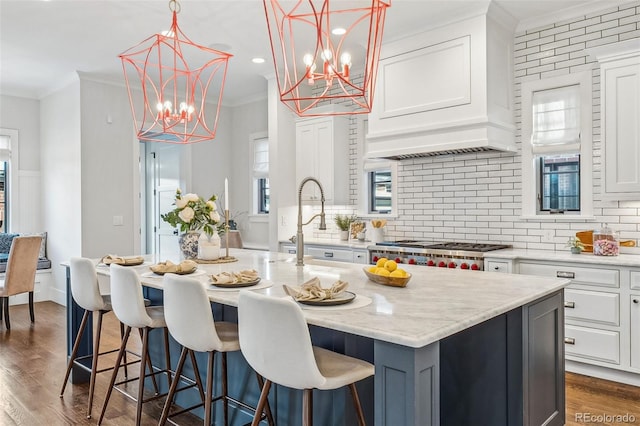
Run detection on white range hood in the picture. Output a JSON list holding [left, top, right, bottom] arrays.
[[366, 4, 517, 159]]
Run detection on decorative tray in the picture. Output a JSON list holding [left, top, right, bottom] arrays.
[[296, 291, 356, 306], [362, 267, 411, 288], [149, 268, 198, 276], [209, 277, 261, 288]]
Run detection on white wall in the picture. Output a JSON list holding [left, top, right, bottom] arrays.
[[0, 95, 43, 233], [40, 78, 82, 304], [79, 77, 139, 258], [190, 106, 233, 204], [229, 99, 269, 248]]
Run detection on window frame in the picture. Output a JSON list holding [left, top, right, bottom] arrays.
[[0, 129, 18, 232], [257, 177, 269, 214], [249, 131, 269, 217], [356, 117, 399, 218], [520, 72, 593, 220]]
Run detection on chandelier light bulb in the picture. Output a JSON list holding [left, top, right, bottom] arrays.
[[340, 52, 351, 66], [156, 102, 163, 111], [163, 100, 172, 111], [303, 53, 314, 66], [321, 49, 332, 61]]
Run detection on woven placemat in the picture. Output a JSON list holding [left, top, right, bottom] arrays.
[[195, 256, 238, 264]]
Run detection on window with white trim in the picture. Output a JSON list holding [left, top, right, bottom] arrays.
[[0, 135, 9, 232], [521, 72, 593, 219], [252, 135, 269, 214]]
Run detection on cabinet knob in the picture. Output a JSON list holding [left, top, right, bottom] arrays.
[[564, 301, 575, 309], [564, 337, 576, 345], [634, 299, 639, 304], [494, 266, 499, 270]]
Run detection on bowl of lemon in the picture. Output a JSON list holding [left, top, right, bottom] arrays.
[[363, 258, 411, 288]]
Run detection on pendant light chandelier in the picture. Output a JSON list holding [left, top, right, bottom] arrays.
[[120, 0, 232, 143], [263, 0, 390, 116]]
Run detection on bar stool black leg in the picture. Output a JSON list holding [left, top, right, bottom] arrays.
[[98, 326, 132, 425], [158, 347, 189, 426], [28, 291, 34, 323], [59, 310, 89, 397]]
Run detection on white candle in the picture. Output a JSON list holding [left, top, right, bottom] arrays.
[[224, 178, 229, 210]]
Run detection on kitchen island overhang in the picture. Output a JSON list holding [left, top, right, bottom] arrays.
[[64, 250, 569, 426]]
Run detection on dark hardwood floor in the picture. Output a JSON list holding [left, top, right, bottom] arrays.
[[1, 301, 639, 425]]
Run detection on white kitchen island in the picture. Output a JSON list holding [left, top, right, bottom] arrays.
[[64, 249, 570, 425]]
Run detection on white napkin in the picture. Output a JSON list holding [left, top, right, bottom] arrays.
[[284, 277, 349, 301]]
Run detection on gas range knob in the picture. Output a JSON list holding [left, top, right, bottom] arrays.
[[448, 261, 457, 269], [408, 258, 417, 265], [427, 260, 435, 267], [460, 263, 469, 270], [395, 257, 402, 264], [438, 261, 447, 268], [470, 264, 480, 271], [372, 256, 379, 262]]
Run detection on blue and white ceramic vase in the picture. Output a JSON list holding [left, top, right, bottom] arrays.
[[179, 231, 200, 260]]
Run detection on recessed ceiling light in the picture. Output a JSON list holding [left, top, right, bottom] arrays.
[[332, 27, 347, 35], [252, 57, 266, 64]]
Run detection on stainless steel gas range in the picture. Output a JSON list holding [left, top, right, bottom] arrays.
[[368, 241, 511, 271]]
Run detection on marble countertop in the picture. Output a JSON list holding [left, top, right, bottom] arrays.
[[484, 248, 640, 267], [92, 249, 568, 349]]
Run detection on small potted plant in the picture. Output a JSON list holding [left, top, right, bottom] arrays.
[[566, 236, 585, 254], [334, 214, 357, 241]]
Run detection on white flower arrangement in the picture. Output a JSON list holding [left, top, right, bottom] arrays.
[[161, 189, 222, 237]]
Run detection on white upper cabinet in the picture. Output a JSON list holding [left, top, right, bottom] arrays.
[[591, 40, 640, 200], [295, 107, 350, 204], [366, 7, 517, 159]]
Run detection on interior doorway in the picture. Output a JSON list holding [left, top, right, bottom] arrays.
[[141, 141, 189, 260]]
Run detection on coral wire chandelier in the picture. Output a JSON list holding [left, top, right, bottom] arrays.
[[263, 0, 390, 116], [120, 0, 232, 143]]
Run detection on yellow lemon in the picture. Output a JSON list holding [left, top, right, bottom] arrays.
[[376, 257, 388, 268], [389, 269, 404, 278], [368, 266, 378, 273], [376, 268, 391, 277], [384, 260, 398, 272]]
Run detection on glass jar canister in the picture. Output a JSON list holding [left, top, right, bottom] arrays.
[[593, 223, 619, 256]]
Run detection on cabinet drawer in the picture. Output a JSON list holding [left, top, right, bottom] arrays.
[[352, 250, 368, 264], [631, 271, 640, 290], [486, 260, 510, 273], [307, 247, 353, 262], [281, 244, 297, 255], [564, 289, 619, 326], [565, 325, 620, 364], [519, 262, 619, 288]]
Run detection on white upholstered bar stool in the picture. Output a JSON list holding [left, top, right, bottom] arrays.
[[60, 257, 132, 419], [238, 291, 375, 426], [98, 264, 173, 426], [158, 274, 273, 426]]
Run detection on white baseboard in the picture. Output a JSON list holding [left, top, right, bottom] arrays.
[[566, 360, 640, 387]]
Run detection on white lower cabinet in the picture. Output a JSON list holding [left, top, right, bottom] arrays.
[[514, 259, 640, 384], [279, 243, 368, 264], [632, 294, 640, 369], [564, 288, 619, 326], [565, 325, 620, 365], [352, 250, 368, 264], [306, 247, 353, 262]]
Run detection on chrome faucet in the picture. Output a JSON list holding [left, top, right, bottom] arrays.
[[296, 177, 327, 266]]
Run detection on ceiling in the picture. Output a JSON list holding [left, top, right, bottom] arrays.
[[0, 0, 623, 104]]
